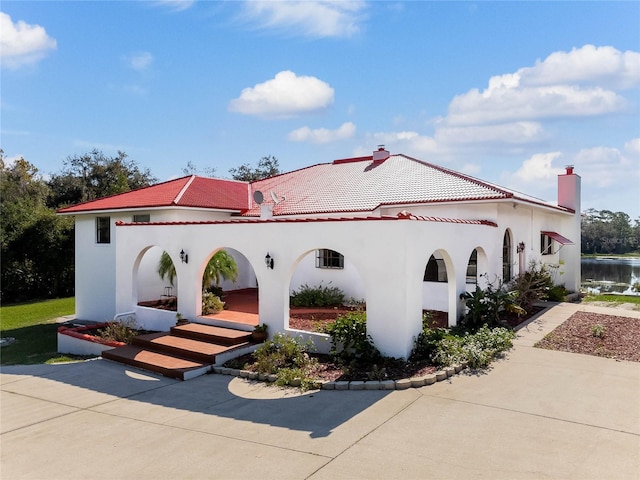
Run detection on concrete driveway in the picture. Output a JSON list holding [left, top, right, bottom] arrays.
[[2, 303, 639, 479]]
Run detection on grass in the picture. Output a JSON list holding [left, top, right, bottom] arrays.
[[582, 294, 640, 306], [0, 297, 80, 365]]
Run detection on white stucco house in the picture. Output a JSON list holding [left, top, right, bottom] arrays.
[[58, 147, 580, 359]]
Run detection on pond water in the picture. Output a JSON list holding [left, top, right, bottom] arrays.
[[581, 257, 640, 295]]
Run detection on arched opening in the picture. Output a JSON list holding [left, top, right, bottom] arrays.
[[198, 247, 258, 328], [132, 245, 181, 331], [135, 245, 178, 311], [503, 230, 513, 282], [421, 249, 454, 328], [288, 247, 365, 333]]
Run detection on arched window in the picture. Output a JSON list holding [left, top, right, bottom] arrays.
[[466, 249, 478, 284], [424, 254, 447, 282], [503, 231, 512, 281]]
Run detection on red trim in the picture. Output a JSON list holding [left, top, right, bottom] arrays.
[[541, 231, 574, 245], [58, 323, 126, 347], [332, 156, 374, 165], [115, 214, 498, 227]]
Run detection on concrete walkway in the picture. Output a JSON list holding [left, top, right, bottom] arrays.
[[2, 303, 639, 479]]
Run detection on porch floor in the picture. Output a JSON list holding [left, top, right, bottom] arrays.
[[202, 288, 259, 326]]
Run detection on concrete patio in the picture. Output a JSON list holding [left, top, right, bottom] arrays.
[[1, 302, 639, 479]]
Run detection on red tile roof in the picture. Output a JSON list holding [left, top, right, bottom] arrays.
[[245, 154, 551, 216], [57, 176, 249, 214], [58, 153, 567, 216]]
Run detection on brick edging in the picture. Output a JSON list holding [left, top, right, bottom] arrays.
[[212, 362, 468, 391]]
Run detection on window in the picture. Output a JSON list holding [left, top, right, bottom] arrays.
[[502, 231, 512, 281], [316, 249, 344, 269], [133, 214, 150, 223], [466, 249, 478, 284], [540, 233, 553, 255], [424, 255, 448, 282], [96, 217, 111, 244]]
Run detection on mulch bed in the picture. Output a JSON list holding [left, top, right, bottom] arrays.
[[535, 311, 640, 362]]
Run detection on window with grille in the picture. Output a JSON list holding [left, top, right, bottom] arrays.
[[316, 249, 344, 269], [96, 217, 111, 244], [133, 214, 150, 223]]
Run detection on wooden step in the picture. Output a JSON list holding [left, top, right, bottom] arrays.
[[102, 345, 211, 381], [171, 323, 252, 346], [132, 332, 249, 364]]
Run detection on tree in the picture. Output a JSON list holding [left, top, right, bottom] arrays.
[[581, 208, 639, 254], [47, 149, 157, 208], [1, 155, 74, 302], [229, 155, 280, 182], [158, 250, 238, 289]]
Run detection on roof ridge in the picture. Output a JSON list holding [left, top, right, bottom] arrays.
[[56, 175, 193, 213], [173, 175, 196, 205]]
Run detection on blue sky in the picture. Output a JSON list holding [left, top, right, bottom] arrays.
[[2, 1, 639, 218]]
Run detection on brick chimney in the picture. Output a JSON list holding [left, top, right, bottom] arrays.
[[373, 145, 390, 161], [558, 165, 580, 211], [557, 165, 581, 292]]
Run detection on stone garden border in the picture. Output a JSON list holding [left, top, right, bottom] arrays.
[[212, 362, 468, 391]]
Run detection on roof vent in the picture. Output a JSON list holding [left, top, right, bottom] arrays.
[[373, 145, 390, 161]]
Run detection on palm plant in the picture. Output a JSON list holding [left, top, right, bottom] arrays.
[[158, 250, 238, 289]]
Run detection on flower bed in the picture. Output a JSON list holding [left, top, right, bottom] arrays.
[[57, 323, 125, 357]]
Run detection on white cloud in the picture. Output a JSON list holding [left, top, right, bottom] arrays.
[[625, 138, 640, 157], [573, 146, 636, 188], [436, 122, 544, 145], [126, 51, 153, 71], [445, 45, 637, 128], [288, 122, 355, 144], [153, 1, 195, 12], [513, 152, 565, 182], [0, 12, 57, 69], [240, 0, 366, 38], [447, 84, 626, 127], [520, 45, 640, 90], [370, 131, 438, 155], [228, 70, 334, 118]]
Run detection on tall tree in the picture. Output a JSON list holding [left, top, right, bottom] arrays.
[[47, 149, 157, 208], [229, 155, 280, 182], [158, 250, 238, 289], [1, 155, 74, 302]]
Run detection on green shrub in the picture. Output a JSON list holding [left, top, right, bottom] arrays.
[[591, 324, 606, 338], [252, 333, 319, 390], [460, 280, 524, 330], [290, 282, 345, 307], [507, 260, 556, 311], [547, 284, 569, 302], [98, 319, 138, 344], [202, 292, 225, 315], [412, 323, 515, 369], [321, 310, 380, 363]]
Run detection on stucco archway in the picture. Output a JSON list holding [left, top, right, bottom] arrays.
[[287, 247, 366, 331], [421, 249, 456, 327], [196, 247, 259, 326]]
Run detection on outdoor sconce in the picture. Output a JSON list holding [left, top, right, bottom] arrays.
[[180, 249, 189, 264], [517, 242, 525, 253], [265, 253, 274, 269]]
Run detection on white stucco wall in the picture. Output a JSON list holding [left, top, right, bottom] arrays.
[[71, 180, 580, 358]]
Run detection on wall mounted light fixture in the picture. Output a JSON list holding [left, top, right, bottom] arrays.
[[517, 242, 525, 253], [265, 253, 274, 269], [180, 249, 189, 264]]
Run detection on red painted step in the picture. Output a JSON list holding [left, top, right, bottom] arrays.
[[170, 323, 252, 346]]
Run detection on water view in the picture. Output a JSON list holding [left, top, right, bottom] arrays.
[[581, 257, 640, 295]]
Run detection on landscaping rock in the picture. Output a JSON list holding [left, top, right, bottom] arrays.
[[435, 370, 447, 381], [335, 381, 350, 391], [423, 373, 437, 385], [381, 380, 396, 390], [322, 381, 336, 390], [349, 381, 365, 390], [395, 379, 412, 390], [444, 366, 455, 378], [410, 377, 425, 388], [364, 381, 381, 390]]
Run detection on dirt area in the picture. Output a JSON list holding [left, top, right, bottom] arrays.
[[535, 311, 640, 362]]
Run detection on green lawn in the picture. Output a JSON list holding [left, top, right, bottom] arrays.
[[582, 294, 640, 306], [1, 297, 77, 365]]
